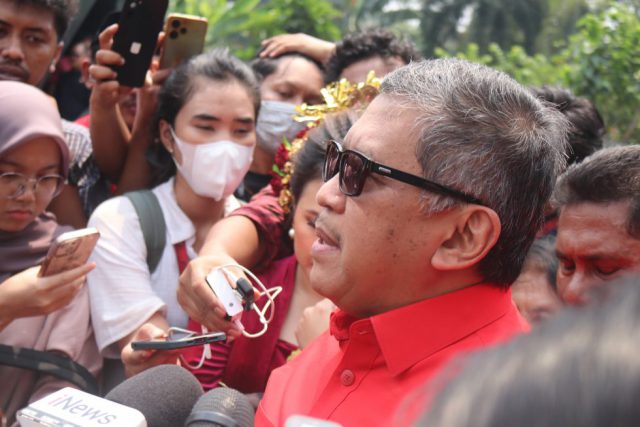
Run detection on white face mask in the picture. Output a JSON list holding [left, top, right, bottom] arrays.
[[170, 128, 254, 201], [256, 100, 306, 155]]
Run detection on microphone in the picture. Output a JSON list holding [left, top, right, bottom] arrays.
[[185, 387, 254, 427], [16, 387, 146, 427], [106, 364, 204, 427]]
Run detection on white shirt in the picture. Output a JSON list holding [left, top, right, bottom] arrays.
[[87, 179, 240, 358]]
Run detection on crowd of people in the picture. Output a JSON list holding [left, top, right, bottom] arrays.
[[1, 0, 638, 426]]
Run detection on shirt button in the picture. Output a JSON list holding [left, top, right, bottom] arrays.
[[340, 369, 355, 386]]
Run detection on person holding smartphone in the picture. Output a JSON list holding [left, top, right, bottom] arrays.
[[0, 82, 100, 425], [87, 50, 261, 379]]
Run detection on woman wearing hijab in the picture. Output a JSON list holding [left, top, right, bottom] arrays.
[[0, 81, 100, 424]]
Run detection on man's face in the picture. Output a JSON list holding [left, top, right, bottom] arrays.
[[310, 95, 456, 317], [556, 201, 640, 305], [0, 2, 61, 85], [260, 56, 323, 105], [511, 268, 562, 324]]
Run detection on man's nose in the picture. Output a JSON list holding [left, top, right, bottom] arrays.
[[316, 173, 345, 214], [1, 34, 25, 61], [560, 272, 600, 305]]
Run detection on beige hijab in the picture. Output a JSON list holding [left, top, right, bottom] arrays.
[[0, 81, 71, 281]]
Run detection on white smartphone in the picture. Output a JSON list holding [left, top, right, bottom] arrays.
[[39, 228, 100, 277]]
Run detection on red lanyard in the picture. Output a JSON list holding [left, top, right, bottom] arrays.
[[174, 241, 190, 274]]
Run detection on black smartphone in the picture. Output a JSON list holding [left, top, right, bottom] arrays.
[[131, 332, 227, 351], [111, 0, 168, 87]]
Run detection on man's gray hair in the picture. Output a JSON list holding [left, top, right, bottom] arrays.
[[381, 58, 568, 286]]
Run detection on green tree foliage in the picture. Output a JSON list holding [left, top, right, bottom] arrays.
[[435, 43, 569, 87], [169, 0, 638, 144], [437, 3, 640, 144], [420, 0, 549, 58], [564, 4, 640, 142], [169, 0, 340, 59]]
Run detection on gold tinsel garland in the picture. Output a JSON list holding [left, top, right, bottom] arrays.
[[274, 72, 381, 213]]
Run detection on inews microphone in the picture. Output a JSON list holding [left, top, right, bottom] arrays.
[[106, 364, 204, 427], [16, 387, 146, 427], [185, 387, 254, 427]]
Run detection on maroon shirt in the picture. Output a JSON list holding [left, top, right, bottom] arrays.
[[182, 256, 298, 393]]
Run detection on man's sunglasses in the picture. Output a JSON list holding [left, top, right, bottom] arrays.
[[322, 140, 485, 205]]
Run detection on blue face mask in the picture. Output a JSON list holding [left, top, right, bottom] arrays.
[[255, 101, 306, 155]]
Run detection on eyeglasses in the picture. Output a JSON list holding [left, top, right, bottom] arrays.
[[322, 140, 485, 205], [0, 172, 64, 200]]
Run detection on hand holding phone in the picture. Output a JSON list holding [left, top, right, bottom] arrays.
[[111, 0, 168, 87], [40, 228, 100, 277]]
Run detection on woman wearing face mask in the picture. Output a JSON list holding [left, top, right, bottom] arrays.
[[86, 50, 260, 379], [234, 53, 325, 201]]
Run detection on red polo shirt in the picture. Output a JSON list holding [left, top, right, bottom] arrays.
[[255, 283, 528, 426]]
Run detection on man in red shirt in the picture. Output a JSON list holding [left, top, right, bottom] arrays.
[[255, 58, 568, 426]]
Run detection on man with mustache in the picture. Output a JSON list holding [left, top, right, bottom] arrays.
[[0, 0, 107, 225], [254, 59, 568, 426]]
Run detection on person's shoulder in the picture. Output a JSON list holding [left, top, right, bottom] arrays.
[[61, 119, 91, 145], [61, 119, 92, 165], [88, 194, 137, 228]]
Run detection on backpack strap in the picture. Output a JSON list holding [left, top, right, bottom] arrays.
[[124, 190, 167, 274], [0, 344, 99, 394]]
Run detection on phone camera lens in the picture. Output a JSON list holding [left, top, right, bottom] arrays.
[[171, 19, 180, 28], [180, 28, 187, 34], [169, 30, 178, 39]]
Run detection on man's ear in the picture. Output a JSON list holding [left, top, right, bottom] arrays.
[[50, 42, 64, 73], [431, 206, 501, 271]]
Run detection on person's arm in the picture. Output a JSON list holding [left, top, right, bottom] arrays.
[[114, 67, 172, 194], [47, 184, 87, 228], [86, 196, 168, 359], [260, 33, 336, 64], [178, 188, 286, 334], [88, 24, 132, 182], [0, 263, 95, 332]]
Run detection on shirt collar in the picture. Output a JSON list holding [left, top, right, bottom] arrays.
[[153, 178, 241, 245], [330, 284, 517, 376]]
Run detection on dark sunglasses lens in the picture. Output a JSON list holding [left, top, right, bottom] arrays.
[[341, 152, 366, 196], [323, 142, 340, 182]]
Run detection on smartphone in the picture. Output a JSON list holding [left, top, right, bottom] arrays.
[[39, 228, 100, 277], [131, 331, 226, 351], [159, 13, 208, 69], [111, 0, 168, 87]]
